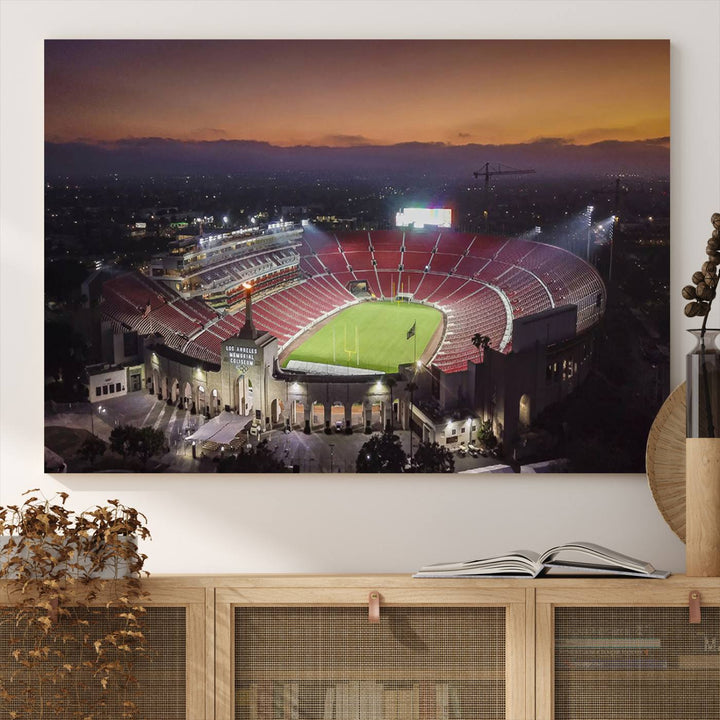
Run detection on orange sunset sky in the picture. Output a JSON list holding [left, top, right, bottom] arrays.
[[45, 39, 669, 147]]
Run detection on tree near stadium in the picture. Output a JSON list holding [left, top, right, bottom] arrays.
[[477, 419, 498, 452], [411, 441, 455, 473], [78, 434, 107, 469], [109, 425, 169, 469], [356, 432, 407, 473], [216, 440, 287, 473]]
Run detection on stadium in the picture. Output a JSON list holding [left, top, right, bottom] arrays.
[[95, 215, 605, 461]]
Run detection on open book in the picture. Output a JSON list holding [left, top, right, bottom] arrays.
[[414, 541, 670, 579]]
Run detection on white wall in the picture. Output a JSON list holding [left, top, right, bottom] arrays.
[[1, 0, 718, 575]]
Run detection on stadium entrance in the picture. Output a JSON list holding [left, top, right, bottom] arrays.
[[236, 376, 253, 416]]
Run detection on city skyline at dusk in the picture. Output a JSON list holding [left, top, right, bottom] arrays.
[[45, 39, 669, 149]]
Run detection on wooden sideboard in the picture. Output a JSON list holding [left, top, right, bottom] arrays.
[[2, 574, 719, 719]]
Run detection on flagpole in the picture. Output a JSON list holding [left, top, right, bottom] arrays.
[[414, 319, 417, 364]]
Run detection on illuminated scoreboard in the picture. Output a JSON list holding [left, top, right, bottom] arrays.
[[395, 207, 452, 229]]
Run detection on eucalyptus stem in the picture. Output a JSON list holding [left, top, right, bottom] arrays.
[[699, 323, 716, 438], [700, 280, 716, 437], [683, 212, 720, 438]]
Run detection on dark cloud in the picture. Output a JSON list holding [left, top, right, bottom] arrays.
[[320, 134, 372, 146], [45, 136, 669, 179], [571, 126, 639, 142], [190, 127, 227, 138], [527, 137, 571, 146], [642, 136, 670, 145]]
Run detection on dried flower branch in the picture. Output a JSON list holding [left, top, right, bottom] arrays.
[[0, 491, 150, 719]]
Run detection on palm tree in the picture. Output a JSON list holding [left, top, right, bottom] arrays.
[[471, 333, 491, 362]]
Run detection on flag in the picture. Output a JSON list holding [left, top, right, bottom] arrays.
[[407, 321, 416, 340]]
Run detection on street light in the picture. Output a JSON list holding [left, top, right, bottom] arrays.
[[89, 404, 107, 436]]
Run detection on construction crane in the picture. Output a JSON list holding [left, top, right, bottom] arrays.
[[473, 162, 536, 190], [471, 163, 536, 233]]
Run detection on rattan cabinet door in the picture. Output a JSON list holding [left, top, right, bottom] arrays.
[[216, 580, 528, 720], [235, 606, 505, 719], [536, 581, 720, 720], [553, 606, 720, 720], [0, 606, 187, 719]]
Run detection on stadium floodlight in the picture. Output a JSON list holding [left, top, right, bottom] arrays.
[[416, 360, 422, 368], [242, 282, 252, 290], [223, 216, 229, 224]]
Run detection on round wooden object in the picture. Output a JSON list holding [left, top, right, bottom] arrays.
[[646, 383, 687, 542]]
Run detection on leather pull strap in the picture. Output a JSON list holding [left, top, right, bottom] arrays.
[[689, 590, 702, 624], [368, 591, 380, 623]]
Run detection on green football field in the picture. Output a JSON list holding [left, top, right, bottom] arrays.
[[283, 301, 443, 373]]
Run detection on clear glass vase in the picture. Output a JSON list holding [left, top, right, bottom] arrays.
[[686, 328, 720, 438]]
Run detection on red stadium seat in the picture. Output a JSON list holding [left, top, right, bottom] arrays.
[[100, 230, 604, 371]]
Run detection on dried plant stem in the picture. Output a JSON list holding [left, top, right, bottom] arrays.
[[699, 308, 716, 438]]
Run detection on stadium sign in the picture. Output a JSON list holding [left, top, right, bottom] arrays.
[[224, 341, 261, 372]]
